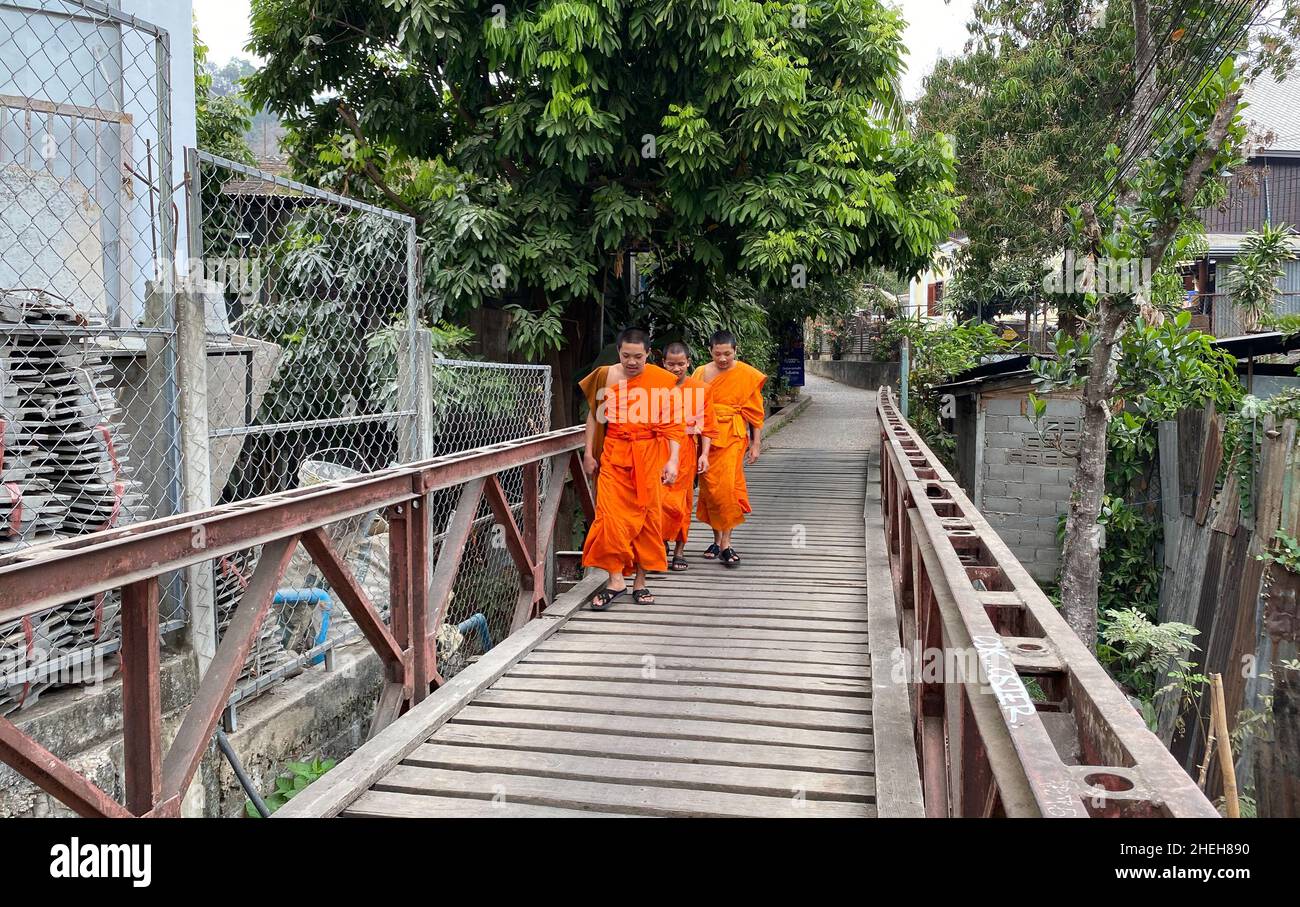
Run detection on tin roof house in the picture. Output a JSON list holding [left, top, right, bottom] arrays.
[[1186, 73, 1300, 337]]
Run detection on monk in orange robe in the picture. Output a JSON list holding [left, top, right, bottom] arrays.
[[693, 329, 765, 567], [580, 328, 685, 609], [659, 341, 714, 571]]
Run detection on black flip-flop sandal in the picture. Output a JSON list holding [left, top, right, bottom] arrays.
[[589, 587, 626, 611], [702, 543, 721, 560], [632, 588, 655, 605], [669, 555, 689, 572], [720, 547, 741, 568]]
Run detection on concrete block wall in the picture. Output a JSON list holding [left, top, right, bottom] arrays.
[[805, 358, 901, 390], [977, 393, 1081, 583]]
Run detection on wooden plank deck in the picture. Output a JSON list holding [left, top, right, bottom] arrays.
[[286, 447, 878, 818]]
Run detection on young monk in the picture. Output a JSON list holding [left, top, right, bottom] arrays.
[[579, 328, 685, 609], [693, 330, 765, 567], [659, 341, 714, 572]]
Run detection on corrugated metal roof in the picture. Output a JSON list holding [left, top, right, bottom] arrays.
[[934, 332, 1300, 393], [1203, 233, 1300, 255], [1242, 73, 1300, 154]]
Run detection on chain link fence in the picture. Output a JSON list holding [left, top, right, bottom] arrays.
[[190, 151, 423, 700], [218, 354, 552, 717], [426, 358, 551, 665], [0, 2, 560, 724], [191, 156, 555, 708], [0, 0, 182, 715]]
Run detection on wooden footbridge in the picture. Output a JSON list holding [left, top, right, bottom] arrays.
[[0, 387, 1218, 818], [289, 447, 877, 818]]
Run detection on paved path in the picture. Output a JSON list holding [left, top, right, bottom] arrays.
[[767, 374, 876, 451]]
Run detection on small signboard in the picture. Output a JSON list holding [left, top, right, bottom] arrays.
[[778, 320, 805, 387]]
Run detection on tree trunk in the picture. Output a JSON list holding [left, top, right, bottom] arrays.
[[545, 295, 601, 552], [1054, 0, 1241, 647], [1058, 299, 1126, 646]]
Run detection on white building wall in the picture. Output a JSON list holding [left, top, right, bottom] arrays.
[[0, 1, 196, 323], [119, 0, 197, 270], [906, 240, 963, 322]]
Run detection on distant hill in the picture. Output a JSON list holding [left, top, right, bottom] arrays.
[[204, 56, 287, 163]]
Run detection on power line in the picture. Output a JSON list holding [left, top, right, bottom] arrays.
[[1097, 0, 1261, 205], [1092, 0, 1198, 156], [1043, 0, 1266, 257], [1098, 2, 1244, 192], [948, 2, 1197, 262], [1090, 0, 1252, 209], [991, 0, 1246, 259]]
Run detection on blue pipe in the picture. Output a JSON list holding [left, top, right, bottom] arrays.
[[273, 588, 333, 665], [458, 613, 493, 652]]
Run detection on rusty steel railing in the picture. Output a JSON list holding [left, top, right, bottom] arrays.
[[0, 428, 593, 818], [876, 387, 1217, 818]]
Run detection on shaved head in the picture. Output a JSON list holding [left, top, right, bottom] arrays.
[[616, 327, 650, 377], [616, 327, 650, 351], [708, 330, 737, 350], [662, 341, 691, 382]]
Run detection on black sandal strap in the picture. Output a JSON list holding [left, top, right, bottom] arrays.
[[632, 588, 655, 604], [720, 547, 740, 566], [590, 587, 626, 610]]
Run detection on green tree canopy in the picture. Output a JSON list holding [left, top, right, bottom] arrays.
[[194, 22, 254, 164], [243, 0, 959, 380], [916, 0, 1131, 275], [915, 0, 1299, 326]]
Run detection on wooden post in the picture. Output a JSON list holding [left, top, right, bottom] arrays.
[[1197, 721, 1216, 791], [1157, 421, 1181, 565], [1210, 673, 1240, 817]]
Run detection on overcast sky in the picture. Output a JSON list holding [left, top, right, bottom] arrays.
[[192, 0, 975, 101]]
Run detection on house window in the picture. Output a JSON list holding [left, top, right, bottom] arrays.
[[927, 281, 945, 316]]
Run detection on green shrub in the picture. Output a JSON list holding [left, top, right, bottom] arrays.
[[246, 756, 336, 817]]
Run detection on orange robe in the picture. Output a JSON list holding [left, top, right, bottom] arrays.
[[578, 365, 611, 462], [694, 361, 766, 531], [660, 375, 715, 546], [581, 364, 686, 575]]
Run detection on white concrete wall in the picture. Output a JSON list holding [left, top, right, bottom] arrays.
[[0, 1, 196, 324], [118, 0, 197, 273]]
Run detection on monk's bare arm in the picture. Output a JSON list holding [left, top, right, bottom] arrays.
[[697, 436, 711, 473], [747, 424, 762, 464], [584, 410, 599, 475], [662, 439, 681, 485]]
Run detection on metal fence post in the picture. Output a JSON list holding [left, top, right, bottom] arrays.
[[150, 26, 191, 654], [181, 146, 216, 675]]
